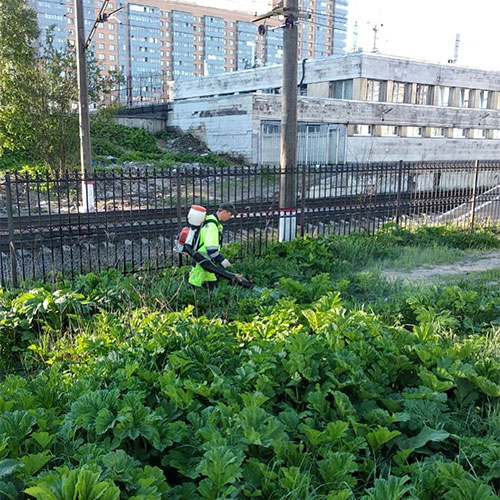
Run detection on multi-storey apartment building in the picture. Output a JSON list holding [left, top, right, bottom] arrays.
[[30, 0, 348, 104]]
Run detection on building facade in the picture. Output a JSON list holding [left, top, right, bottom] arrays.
[[30, 0, 348, 104], [168, 52, 500, 163]]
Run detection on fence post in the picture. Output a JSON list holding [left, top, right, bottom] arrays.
[[5, 174, 18, 288], [300, 165, 306, 237], [395, 160, 403, 225], [176, 167, 183, 267], [470, 159, 480, 230]]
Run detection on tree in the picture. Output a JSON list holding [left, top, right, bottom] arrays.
[[0, 1, 123, 174], [0, 0, 41, 163]]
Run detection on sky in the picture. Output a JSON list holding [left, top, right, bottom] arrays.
[[346, 0, 500, 70], [179, 0, 500, 71]]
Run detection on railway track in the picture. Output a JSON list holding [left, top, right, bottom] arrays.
[[0, 190, 477, 253]]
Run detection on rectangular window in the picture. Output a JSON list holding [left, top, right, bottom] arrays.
[[452, 128, 467, 138], [352, 124, 372, 136], [416, 84, 430, 105], [366, 80, 381, 102], [407, 126, 423, 137], [479, 90, 489, 109], [470, 128, 486, 138], [380, 126, 399, 136], [430, 127, 446, 137], [459, 88, 470, 107], [329, 79, 353, 99], [437, 86, 450, 106], [391, 82, 406, 103]]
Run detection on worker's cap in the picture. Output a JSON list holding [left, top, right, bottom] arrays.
[[219, 202, 237, 215]]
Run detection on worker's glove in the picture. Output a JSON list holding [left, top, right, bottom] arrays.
[[233, 273, 243, 283], [221, 259, 231, 269]]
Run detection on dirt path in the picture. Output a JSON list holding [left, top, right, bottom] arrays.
[[381, 251, 500, 282]]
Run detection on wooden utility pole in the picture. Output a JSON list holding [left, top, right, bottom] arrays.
[[279, 0, 298, 241], [75, 0, 95, 212]]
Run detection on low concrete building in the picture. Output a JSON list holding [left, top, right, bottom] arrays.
[[168, 52, 500, 163]]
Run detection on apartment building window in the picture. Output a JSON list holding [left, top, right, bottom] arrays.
[[416, 84, 430, 105], [109, 44, 115, 51], [430, 127, 446, 137], [329, 79, 353, 99], [437, 86, 450, 106], [366, 80, 381, 102], [98, 43, 105, 49], [458, 88, 470, 107], [98, 33, 104, 39], [108, 34, 115, 40], [353, 124, 372, 136], [407, 126, 423, 137], [380, 126, 399, 136]]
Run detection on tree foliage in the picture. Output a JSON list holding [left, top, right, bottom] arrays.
[[0, 0, 40, 161]]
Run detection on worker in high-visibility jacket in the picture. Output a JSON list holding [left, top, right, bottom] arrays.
[[188, 203, 242, 288]]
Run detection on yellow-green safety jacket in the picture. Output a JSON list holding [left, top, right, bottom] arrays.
[[188, 214, 224, 287]]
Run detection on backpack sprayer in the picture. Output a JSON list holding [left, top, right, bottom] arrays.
[[176, 205, 254, 289]]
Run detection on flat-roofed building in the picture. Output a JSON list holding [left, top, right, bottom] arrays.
[[167, 52, 500, 163]]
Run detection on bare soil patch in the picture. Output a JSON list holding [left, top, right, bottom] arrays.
[[381, 251, 500, 282]]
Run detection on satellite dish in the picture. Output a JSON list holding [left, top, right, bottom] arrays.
[[258, 24, 267, 36]]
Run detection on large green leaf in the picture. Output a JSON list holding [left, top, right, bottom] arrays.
[[0, 459, 21, 480], [365, 426, 401, 452], [397, 426, 450, 450], [197, 446, 244, 490], [20, 452, 52, 476]]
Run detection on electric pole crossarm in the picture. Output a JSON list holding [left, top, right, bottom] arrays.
[[85, 0, 109, 49], [252, 6, 286, 23], [85, 0, 125, 49]]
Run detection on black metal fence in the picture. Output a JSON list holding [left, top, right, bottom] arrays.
[[1, 160, 499, 286]]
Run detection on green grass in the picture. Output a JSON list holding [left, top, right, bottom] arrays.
[[367, 244, 467, 271]]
